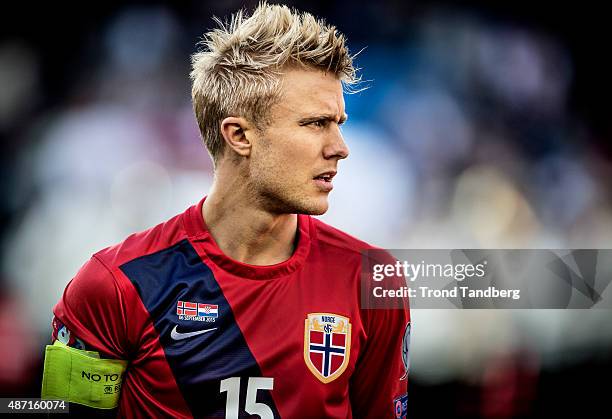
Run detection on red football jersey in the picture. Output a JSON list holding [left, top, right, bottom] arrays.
[[53, 198, 410, 418]]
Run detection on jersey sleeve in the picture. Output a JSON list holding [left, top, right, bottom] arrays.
[[351, 249, 411, 419], [43, 256, 132, 413], [350, 304, 410, 419], [53, 255, 130, 358]]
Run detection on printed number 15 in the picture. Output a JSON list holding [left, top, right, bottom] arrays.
[[220, 377, 274, 419]]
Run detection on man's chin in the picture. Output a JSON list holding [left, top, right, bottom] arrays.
[[263, 190, 329, 215], [300, 206, 328, 216], [282, 195, 329, 216], [297, 197, 329, 216]]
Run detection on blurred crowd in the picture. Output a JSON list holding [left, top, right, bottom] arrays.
[[1, 1, 610, 416]]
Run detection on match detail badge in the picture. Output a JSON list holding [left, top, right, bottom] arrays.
[[304, 313, 351, 383], [177, 300, 218, 322]]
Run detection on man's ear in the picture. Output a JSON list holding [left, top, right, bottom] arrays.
[[220, 117, 253, 157]]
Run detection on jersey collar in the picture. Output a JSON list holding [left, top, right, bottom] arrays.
[[183, 197, 312, 280]]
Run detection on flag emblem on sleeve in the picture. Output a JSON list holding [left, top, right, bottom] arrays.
[[304, 313, 351, 383]]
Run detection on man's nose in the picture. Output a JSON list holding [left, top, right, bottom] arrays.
[[323, 127, 349, 160]]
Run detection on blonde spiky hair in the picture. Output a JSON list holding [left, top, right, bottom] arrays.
[[190, 1, 359, 164]]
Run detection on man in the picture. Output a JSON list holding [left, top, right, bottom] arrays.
[[42, 3, 410, 418]]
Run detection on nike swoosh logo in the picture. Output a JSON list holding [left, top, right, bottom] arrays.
[[170, 325, 217, 341]]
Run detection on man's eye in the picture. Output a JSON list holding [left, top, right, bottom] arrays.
[[311, 120, 327, 128]]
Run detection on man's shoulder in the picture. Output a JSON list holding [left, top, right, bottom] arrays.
[[94, 209, 190, 271], [309, 217, 397, 266], [309, 216, 377, 256]]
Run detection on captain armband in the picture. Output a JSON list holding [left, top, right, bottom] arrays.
[[41, 340, 128, 409]]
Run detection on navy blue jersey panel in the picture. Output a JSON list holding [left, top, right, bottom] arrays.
[[120, 239, 280, 418]]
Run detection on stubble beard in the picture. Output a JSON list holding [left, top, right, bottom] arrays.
[[258, 182, 329, 215], [249, 132, 329, 216], [249, 172, 329, 216]]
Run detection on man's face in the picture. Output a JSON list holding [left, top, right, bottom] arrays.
[[248, 67, 349, 215]]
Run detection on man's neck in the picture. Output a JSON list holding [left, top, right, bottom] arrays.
[[202, 186, 298, 266]]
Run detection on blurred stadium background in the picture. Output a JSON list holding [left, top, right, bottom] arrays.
[[1, 0, 611, 417]]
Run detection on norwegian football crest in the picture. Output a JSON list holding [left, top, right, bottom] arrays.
[[304, 313, 351, 383]]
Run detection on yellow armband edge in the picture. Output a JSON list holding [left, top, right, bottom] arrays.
[[41, 340, 128, 409]]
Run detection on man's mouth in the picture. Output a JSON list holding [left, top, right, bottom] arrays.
[[313, 171, 336, 191], [314, 172, 335, 182]]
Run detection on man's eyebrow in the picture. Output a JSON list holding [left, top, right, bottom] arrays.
[[298, 113, 349, 125]]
